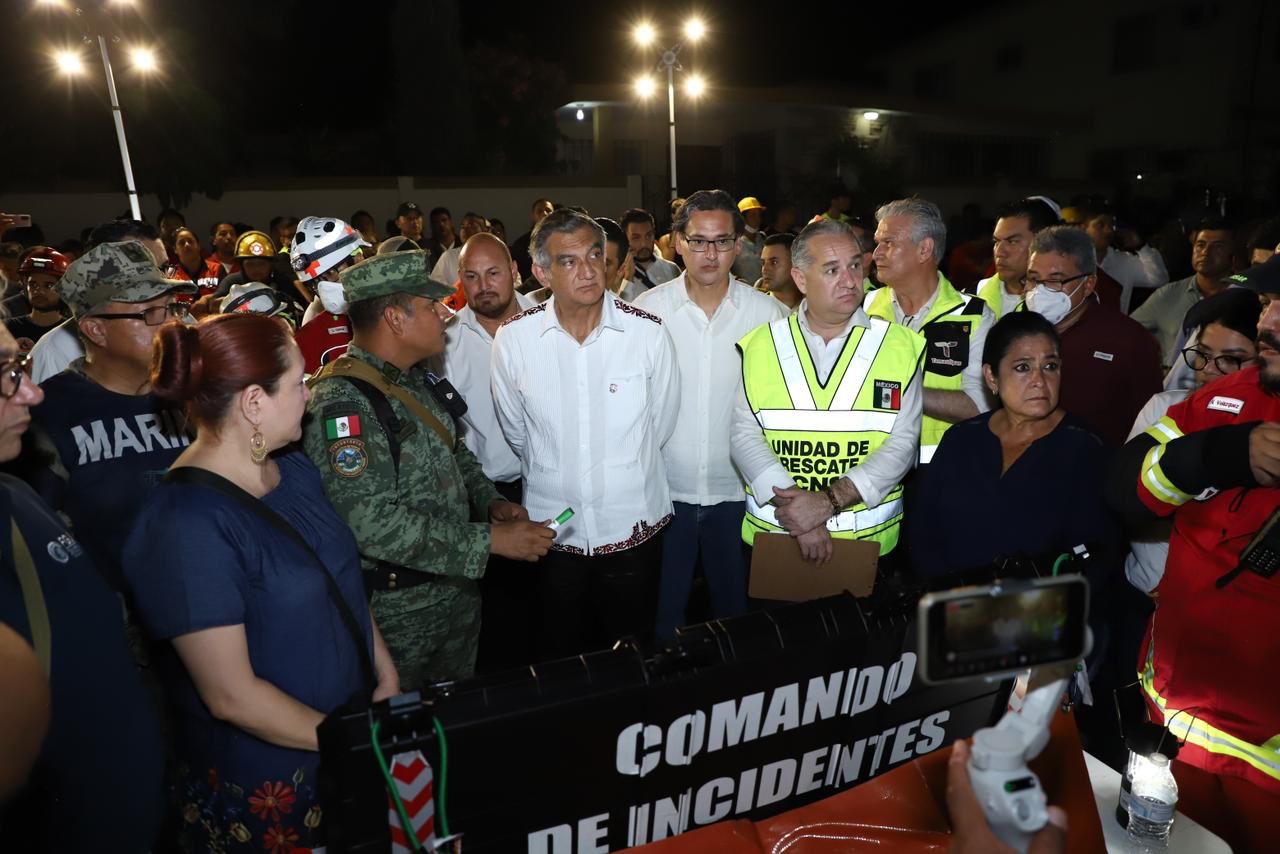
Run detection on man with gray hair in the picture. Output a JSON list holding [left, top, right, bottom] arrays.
[[733, 217, 925, 568], [866, 198, 994, 465], [1025, 225, 1162, 446], [492, 208, 679, 659]]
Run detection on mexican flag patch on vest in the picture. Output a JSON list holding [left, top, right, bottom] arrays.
[[325, 414, 362, 439], [874, 380, 901, 411]]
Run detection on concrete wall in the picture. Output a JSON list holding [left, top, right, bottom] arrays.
[[0, 176, 643, 246]]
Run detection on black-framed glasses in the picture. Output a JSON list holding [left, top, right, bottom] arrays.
[[90, 302, 191, 326], [1019, 272, 1091, 291], [0, 353, 31, 399], [683, 236, 737, 253], [1182, 347, 1247, 375]]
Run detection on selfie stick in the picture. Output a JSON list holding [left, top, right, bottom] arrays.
[[967, 673, 1070, 852]]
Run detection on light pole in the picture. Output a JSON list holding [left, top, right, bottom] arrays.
[[633, 18, 708, 201], [40, 0, 157, 221]]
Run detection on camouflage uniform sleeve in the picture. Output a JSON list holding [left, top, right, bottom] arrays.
[[303, 385, 493, 580], [454, 439, 502, 518]]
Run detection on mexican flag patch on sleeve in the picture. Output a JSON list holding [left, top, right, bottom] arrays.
[[325, 414, 362, 439]]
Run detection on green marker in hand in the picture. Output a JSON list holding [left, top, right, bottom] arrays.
[[546, 507, 575, 534]]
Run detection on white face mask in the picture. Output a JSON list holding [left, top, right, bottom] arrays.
[[317, 279, 348, 315], [1025, 279, 1085, 325]]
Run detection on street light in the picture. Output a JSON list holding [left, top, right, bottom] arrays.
[[54, 48, 85, 74], [630, 17, 711, 200], [633, 22, 656, 47], [130, 45, 157, 72], [38, 1, 150, 220]]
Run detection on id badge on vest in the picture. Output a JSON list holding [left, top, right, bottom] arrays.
[[924, 321, 971, 378]]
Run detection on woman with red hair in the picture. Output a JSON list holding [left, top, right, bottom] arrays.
[[123, 313, 398, 853]]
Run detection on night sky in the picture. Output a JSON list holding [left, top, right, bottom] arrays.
[[0, 0, 999, 188]]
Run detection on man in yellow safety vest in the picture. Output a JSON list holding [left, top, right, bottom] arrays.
[[865, 198, 995, 465], [975, 197, 1061, 320], [732, 219, 925, 565]]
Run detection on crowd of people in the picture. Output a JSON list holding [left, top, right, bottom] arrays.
[[0, 183, 1277, 853]]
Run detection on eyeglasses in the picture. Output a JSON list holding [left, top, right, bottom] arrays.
[[0, 353, 31, 399], [90, 302, 191, 326], [1182, 347, 1247, 375], [683, 235, 737, 253], [1019, 272, 1091, 291]]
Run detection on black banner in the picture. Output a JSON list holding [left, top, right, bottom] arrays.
[[320, 595, 1009, 852]]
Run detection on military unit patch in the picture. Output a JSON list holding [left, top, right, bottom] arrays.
[[329, 437, 369, 477]]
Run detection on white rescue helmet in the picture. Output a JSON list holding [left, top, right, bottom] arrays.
[[291, 216, 370, 283]]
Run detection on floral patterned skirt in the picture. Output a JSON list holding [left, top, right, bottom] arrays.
[[173, 762, 326, 854]]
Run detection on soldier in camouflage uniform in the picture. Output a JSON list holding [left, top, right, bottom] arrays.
[[303, 250, 553, 689]]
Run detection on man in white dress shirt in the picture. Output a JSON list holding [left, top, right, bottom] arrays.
[[445, 233, 537, 669], [634, 189, 788, 640], [492, 209, 679, 659]]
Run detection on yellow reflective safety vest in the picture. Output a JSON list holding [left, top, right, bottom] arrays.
[[865, 274, 988, 464], [976, 275, 1027, 320], [738, 313, 925, 553]]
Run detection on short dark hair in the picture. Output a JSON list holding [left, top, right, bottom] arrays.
[[595, 216, 627, 261], [88, 219, 161, 248], [764, 232, 795, 250], [156, 207, 185, 225], [350, 209, 374, 225], [347, 291, 418, 334], [982, 311, 1060, 371], [829, 184, 852, 202], [673, 189, 745, 236], [1190, 216, 1232, 244], [429, 207, 451, 221], [531, 197, 553, 212], [208, 221, 236, 239], [996, 198, 1060, 234], [530, 208, 605, 269], [1247, 217, 1280, 252], [1184, 287, 1260, 343], [620, 208, 655, 231]]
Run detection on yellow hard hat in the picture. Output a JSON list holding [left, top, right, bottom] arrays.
[[235, 230, 278, 259], [738, 196, 766, 213], [1059, 206, 1083, 225]]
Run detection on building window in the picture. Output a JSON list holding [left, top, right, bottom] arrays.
[[995, 44, 1023, 73], [614, 140, 643, 176], [913, 61, 956, 101], [1112, 12, 1176, 73]]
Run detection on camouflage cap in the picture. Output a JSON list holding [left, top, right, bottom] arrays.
[[339, 249, 453, 305], [58, 240, 196, 317]]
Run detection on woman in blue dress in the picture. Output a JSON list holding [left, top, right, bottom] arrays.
[[908, 310, 1120, 586], [124, 313, 399, 853]]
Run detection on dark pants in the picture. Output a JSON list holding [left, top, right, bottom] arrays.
[[476, 480, 537, 674], [655, 500, 748, 641], [538, 531, 663, 661]]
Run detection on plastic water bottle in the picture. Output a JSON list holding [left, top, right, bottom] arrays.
[[1126, 752, 1177, 850]]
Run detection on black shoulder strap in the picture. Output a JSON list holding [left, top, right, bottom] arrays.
[[963, 294, 985, 314], [162, 466, 376, 694], [342, 376, 404, 475]]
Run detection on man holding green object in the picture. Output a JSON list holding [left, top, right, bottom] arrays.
[[303, 250, 553, 688]]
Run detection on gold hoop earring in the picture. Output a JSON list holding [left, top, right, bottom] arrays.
[[250, 428, 268, 464]]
